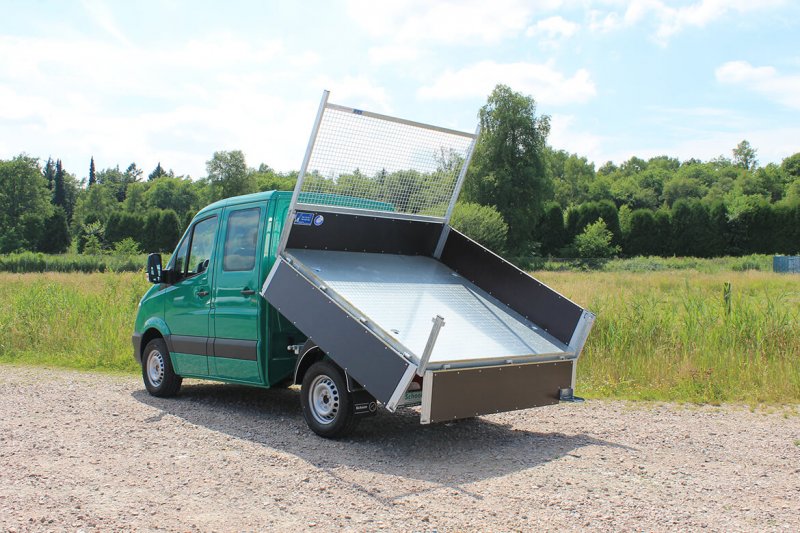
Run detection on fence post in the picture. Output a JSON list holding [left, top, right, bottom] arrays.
[[723, 282, 732, 316]]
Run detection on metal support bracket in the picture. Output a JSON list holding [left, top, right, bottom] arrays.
[[417, 315, 445, 377]]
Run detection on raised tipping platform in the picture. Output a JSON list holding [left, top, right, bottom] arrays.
[[287, 249, 572, 369]]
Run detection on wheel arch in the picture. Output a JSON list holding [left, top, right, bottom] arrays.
[[293, 340, 325, 385], [138, 318, 171, 365]]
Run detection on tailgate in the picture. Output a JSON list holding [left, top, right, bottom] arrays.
[[420, 360, 573, 424]]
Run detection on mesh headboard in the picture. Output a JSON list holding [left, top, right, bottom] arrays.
[[292, 93, 478, 221]]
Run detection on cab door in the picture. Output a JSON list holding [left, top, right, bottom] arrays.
[[163, 213, 219, 376], [209, 203, 265, 383]]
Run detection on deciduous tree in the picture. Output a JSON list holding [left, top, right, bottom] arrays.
[[732, 140, 758, 171], [206, 150, 254, 200], [463, 84, 552, 255], [0, 155, 52, 252]]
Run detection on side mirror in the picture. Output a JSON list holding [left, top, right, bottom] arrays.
[[146, 253, 163, 283]]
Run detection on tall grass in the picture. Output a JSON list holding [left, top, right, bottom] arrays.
[[1, 270, 798, 404], [0, 272, 147, 372], [0, 252, 146, 273], [540, 254, 773, 273], [536, 270, 800, 403], [1, 252, 774, 275]]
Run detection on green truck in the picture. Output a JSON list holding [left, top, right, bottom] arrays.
[[133, 92, 595, 438]]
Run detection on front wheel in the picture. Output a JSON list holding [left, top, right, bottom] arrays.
[[142, 338, 182, 397], [300, 361, 359, 438]]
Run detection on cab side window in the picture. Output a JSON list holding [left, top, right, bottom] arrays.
[[187, 216, 218, 276], [223, 208, 260, 271], [172, 234, 189, 275]]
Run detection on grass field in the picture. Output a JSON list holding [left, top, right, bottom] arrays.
[[0, 272, 146, 373], [1, 268, 798, 404], [538, 270, 800, 403]]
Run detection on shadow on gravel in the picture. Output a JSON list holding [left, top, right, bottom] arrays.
[[133, 382, 628, 501]]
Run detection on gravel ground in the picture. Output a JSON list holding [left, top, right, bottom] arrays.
[[1, 365, 799, 532]]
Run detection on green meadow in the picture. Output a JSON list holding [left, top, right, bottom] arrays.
[[1, 266, 798, 404]]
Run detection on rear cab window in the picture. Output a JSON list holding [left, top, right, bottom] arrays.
[[223, 208, 260, 271]]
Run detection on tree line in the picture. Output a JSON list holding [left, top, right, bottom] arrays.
[[0, 84, 798, 260], [0, 152, 296, 256]]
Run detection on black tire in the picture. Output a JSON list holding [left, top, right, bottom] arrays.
[[300, 360, 359, 438], [142, 338, 182, 397]]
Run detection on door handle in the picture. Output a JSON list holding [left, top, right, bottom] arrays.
[[240, 288, 256, 296], [196, 290, 209, 297]]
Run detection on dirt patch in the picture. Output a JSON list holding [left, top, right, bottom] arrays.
[[1, 366, 799, 531]]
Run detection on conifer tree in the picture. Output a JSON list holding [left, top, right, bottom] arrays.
[[88, 156, 96, 187], [148, 162, 167, 181], [54, 159, 67, 208], [43, 157, 56, 193]]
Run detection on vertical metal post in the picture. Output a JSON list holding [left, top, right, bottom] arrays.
[[568, 311, 595, 389], [433, 123, 481, 258], [276, 89, 330, 255], [416, 315, 445, 377]]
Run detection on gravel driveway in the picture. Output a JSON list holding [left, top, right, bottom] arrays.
[[1, 365, 799, 531]]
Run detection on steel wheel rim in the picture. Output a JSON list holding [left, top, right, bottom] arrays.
[[147, 349, 165, 387], [309, 374, 340, 425]]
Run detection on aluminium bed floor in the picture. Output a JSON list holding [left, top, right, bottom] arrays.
[[287, 249, 572, 367]]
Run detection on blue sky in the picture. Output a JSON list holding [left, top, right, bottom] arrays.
[[1, 0, 798, 180]]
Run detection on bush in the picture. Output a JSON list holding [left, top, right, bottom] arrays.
[[38, 207, 71, 254], [565, 200, 621, 243], [625, 209, 658, 256], [537, 202, 566, 256], [83, 234, 103, 255], [574, 218, 620, 259], [77, 220, 104, 253], [105, 212, 144, 246], [156, 209, 181, 252], [112, 238, 142, 256], [450, 202, 508, 253]]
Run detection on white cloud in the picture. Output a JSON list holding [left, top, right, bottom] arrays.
[[289, 51, 321, 68], [526, 15, 579, 40], [549, 114, 606, 162], [716, 60, 800, 110], [0, 33, 325, 177], [0, 34, 283, 101], [312, 75, 392, 113], [417, 60, 596, 106], [368, 45, 421, 65], [589, 0, 787, 43], [347, 0, 563, 46], [716, 60, 775, 84]]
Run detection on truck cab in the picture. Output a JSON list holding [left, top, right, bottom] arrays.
[[132, 190, 303, 393]]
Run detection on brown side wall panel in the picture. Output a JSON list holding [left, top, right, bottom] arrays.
[[425, 360, 572, 423]]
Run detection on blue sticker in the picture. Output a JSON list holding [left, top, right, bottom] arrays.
[[294, 212, 314, 226], [313, 214, 325, 226]]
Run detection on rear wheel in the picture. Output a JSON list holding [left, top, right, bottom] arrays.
[[300, 360, 358, 438], [142, 338, 182, 397]]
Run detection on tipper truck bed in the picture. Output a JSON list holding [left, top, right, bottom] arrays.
[[134, 91, 595, 438]]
